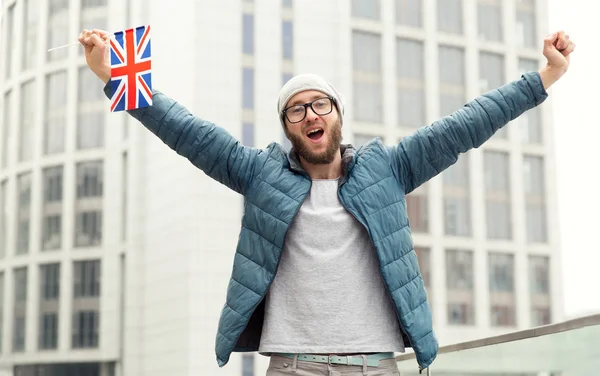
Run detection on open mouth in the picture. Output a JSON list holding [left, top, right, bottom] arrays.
[[306, 128, 324, 142]]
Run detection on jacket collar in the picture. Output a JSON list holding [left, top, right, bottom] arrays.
[[287, 144, 356, 185]]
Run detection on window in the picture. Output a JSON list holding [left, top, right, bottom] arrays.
[[352, 31, 382, 123], [40, 313, 58, 349], [484, 152, 511, 240], [42, 166, 63, 250], [242, 354, 255, 376], [13, 267, 28, 352], [47, 0, 69, 61], [5, 4, 15, 78], [396, 0, 421, 28], [17, 173, 32, 255], [443, 155, 470, 236], [477, 0, 502, 41], [282, 21, 293, 60], [352, 0, 380, 20], [489, 252, 516, 327], [406, 184, 428, 233], [489, 253, 514, 293], [20, 80, 36, 162], [523, 156, 547, 242], [243, 68, 254, 109], [78, 67, 105, 149], [242, 14, 254, 55], [397, 39, 424, 128], [439, 46, 465, 117], [45, 71, 67, 154], [437, 0, 462, 34], [40, 263, 61, 300], [72, 311, 99, 348], [22, 0, 38, 71], [75, 161, 103, 247], [531, 307, 551, 326], [282, 0, 293, 8], [79, 0, 108, 56], [242, 123, 254, 147], [74, 260, 101, 298], [2, 90, 12, 168], [529, 255, 550, 294], [518, 59, 542, 144], [0, 181, 6, 258], [516, 0, 536, 47], [446, 250, 475, 325]]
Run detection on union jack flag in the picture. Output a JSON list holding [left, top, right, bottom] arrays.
[[110, 25, 152, 112]]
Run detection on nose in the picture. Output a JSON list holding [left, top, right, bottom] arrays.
[[305, 105, 320, 122]]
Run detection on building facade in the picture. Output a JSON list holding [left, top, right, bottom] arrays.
[[0, 0, 560, 375]]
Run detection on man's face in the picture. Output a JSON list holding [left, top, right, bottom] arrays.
[[283, 90, 342, 165]]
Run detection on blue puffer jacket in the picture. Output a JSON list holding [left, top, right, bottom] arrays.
[[106, 71, 547, 370]]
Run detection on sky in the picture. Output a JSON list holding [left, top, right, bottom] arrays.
[[546, 0, 600, 318]]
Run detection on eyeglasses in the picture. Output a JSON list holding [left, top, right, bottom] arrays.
[[282, 97, 334, 124]]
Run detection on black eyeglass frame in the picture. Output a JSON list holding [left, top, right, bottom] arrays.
[[281, 96, 337, 124]]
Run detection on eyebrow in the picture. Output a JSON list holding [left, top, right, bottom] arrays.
[[288, 94, 327, 107]]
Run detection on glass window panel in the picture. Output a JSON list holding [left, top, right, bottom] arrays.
[[20, 80, 36, 162], [72, 311, 99, 348], [516, 7, 536, 47], [73, 260, 101, 298], [439, 46, 465, 85], [479, 52, 505, 92], [531, 307, 551, 326], [397, 39, 424, 79], [16, 173, 32, 255], [477, 1, 503, 41], [529, 255, 550, 294], [282, 21, 293, 60], [77, 68, 105, 149], [40, 313, 58, 349], [523, 156, 545, 195], [79, 0, 108, 56], [448, 303, 474, 325], [282, 0, 293, 8], [489, 253, 514, 292], [415, 247, 430, 287], [242, 14, 254, 55], [444, 197, 471, 236], [40, 263, 60, 300], [42, 166, 63, 251], [47, 0, 69, 61], [45, 71, 67, 155], [5, 4, 15, 78], [396, 0, 422, 28], [242, 123, 254, 147], [75, 162, 103, 247], [526, 204, 547, 243], [437, 0, 462, 34], [446, 250, 473, 289], [484, 151, 509, 191], [352, 0, 380, 20], [406, 188, 428, 233], [243, 68, 254, 109], [353, 32, 381, 74], [491, 305, 516, 326], [2, 91, 12, 168], [0, 181, 6, 258], [22, 0, 39, 71]]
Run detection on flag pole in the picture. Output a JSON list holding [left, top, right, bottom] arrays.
[[47, 34, 114, 52]]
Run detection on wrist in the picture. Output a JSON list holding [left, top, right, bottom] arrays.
[[539, 65, 566, 90], [98, 67, 110, 84]]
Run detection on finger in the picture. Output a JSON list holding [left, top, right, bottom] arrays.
[[79, 30, 94, 47], [544, 32, 558, 46], [562, 42, 576, 56], [92, 29, 110, 38], [557, 34, 570, 50], [85, 33, 105, 49]]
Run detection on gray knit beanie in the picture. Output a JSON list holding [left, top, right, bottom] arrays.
[[277, 73, 344, 129]]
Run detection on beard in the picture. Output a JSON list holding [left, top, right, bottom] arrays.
[[286, 119, 343, 164]]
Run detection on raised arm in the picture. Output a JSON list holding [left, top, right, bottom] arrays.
[[79, 29, 261, 194], [391, 31, 575, 193]]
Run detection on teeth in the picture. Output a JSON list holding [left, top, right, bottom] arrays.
[[307, 128, 323, 135]]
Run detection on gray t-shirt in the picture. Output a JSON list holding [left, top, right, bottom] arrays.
[[259, 178, 405, 354]]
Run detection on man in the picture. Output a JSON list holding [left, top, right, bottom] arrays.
[[79, 29, 574, 375]]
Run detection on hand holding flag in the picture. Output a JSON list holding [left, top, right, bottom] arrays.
[[79, 26, 153, 112]]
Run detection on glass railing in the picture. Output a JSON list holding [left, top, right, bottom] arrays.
[[396, 313, 600, 375]]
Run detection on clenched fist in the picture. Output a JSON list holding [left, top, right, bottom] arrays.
[[79, 29, 111, 84], [540, 31, 576, 90]]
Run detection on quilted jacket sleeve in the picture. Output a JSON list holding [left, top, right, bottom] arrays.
[[104, 84, 261, 195], [390, 71, 548, 194]]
